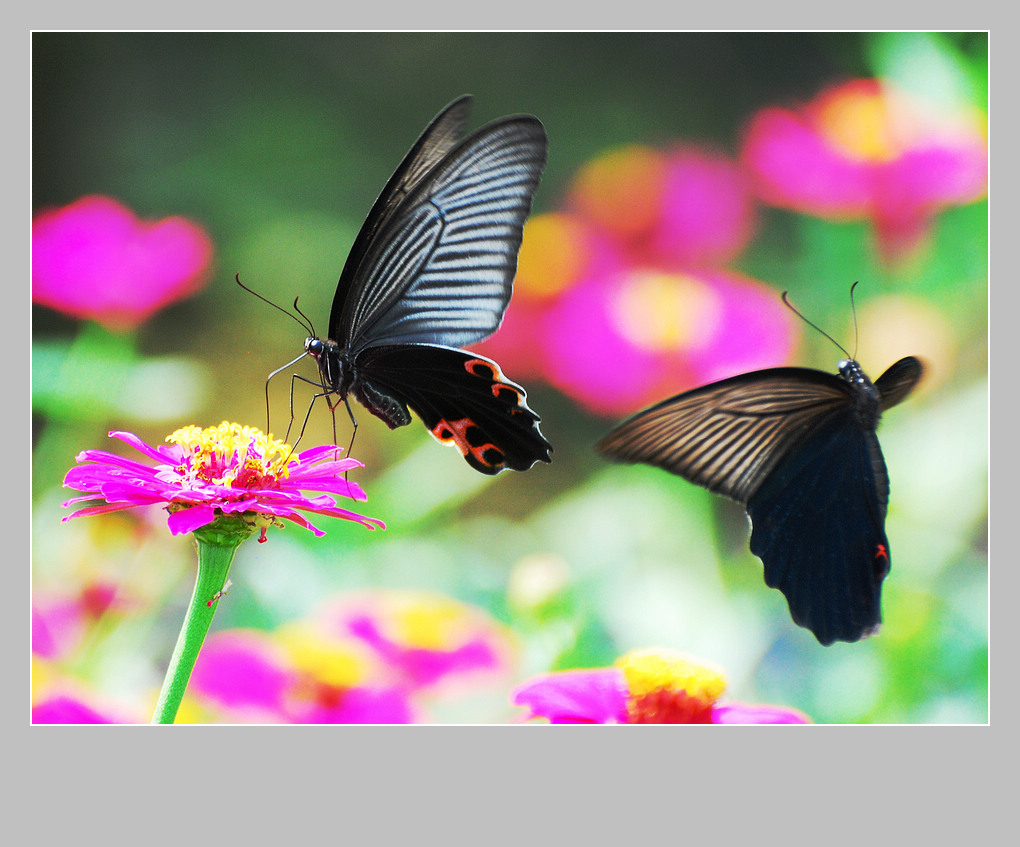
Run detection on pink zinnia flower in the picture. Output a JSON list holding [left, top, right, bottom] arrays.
[[32, 195, 214, 330], [512, 648, 811, 725], [186, 629, 414, 724], [538, 261, 795, 417], [323, 591, 514, 690], [62, 422, 384, 540], [32, 694, 127, 725], [740, 78, 988, 260], [568, 144, 756, 267], [32, 581, 132, 661], [476, 144, 793, 417]]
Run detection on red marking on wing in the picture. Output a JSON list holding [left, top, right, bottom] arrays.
[[430, 416, 506, 471], [874, 544, 888, 561], [463, 357, 524, 404]]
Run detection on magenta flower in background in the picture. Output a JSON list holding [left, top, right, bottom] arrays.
[[476, 144, 794, 418], [32, 694, 126, 724], [322, 591, 515, 690], [568, 144, 757, 268], [32, 581, 130, 661], [183, 592, 516, 723], [32, 195, 214, 330], [740, 78, 988, 261], [185, 629, 414, 724], [62, 422, 385, 539], [513, 648, 811, 725], [538, 264, 794, 417], [32, 654, 136, 724]]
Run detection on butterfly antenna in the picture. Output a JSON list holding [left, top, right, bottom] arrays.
[[235, 274, 314, 336], [848, 281, 861, 359], [292, 297, 318, 339], [781, 290, 851, 359]]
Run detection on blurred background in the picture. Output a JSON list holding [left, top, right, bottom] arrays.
[[31, 32, 987, 723]]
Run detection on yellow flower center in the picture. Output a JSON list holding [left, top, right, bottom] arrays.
[[276, 623, 368, 690], [816, 83, 901, 163], [388, 594, 468, 650], [616, 648, 728, 724], [570, 144, 667, 240], [611, 271, 722, 353], [167, 422, 296, 487], [515, 213, 591, 299]]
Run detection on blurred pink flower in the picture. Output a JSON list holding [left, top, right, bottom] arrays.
[[740, 78, 988, 260], [569, 144, 757, 267], [184, 592, 516, 723], [477, 145, 793, 417], [62, 423, 384, 539], [32, 694, 125, 724], [538, 264, 794, 417], [186, 629, 414, 724], [323, 591, 515, 690], [512, 648, 811, 725], [32, 195, 214, 330], [31, 655, 136, 724], [32, 581, 130, 660]]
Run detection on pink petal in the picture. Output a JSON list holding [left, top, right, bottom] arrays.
[[167, 504, 217, 535], [512, 668, 629, 724], [190, 631, 293, 713], [712, 702, 812, 724], [740, 107, 873, 216]]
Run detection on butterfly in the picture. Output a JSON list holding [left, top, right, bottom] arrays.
[[597, 302, 923, 645], [275, 95, 552, 474]]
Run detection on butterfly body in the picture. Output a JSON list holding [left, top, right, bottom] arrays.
[[598, 354, 923, 645], [299, 96, 552, 474]]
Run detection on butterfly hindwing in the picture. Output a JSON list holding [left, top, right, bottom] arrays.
[[747, 412, 891, 645], [353, 344, 551, 474]]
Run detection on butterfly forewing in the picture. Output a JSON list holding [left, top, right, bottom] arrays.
[[329, 96, 473, 330], [875, 356, 924, 411], [335, 116, 547, 352], [597, 368, 855, 503]]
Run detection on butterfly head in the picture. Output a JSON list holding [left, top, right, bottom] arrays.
[[837, 358, 872, 389], [304, 336, 347, 393]]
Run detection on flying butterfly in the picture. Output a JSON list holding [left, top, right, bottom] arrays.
[[597, 289, 923, 645], [245, 95, 552, 474]]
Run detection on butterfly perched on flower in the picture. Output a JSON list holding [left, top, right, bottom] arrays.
[[258, 95, 552, 474], [598, 294, 923, 645]]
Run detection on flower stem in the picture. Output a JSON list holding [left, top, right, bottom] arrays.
[[151, 517, 253, 724]]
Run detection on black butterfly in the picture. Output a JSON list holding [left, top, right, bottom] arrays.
[[597, 323, 923, 645], [282, 95, 552, 474]]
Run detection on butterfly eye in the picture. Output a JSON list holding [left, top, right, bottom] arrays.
[[305, 338, 324, 356]]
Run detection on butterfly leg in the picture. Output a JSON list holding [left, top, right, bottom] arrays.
[[286, 372, 332, 448]]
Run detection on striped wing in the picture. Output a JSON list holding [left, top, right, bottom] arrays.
[[597, 367, 856, 504], [328, 96, 472, 330], [333, 112, 547, 352]]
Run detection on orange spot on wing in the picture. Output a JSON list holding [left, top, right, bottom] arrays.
[[430, 416, 505, 471]]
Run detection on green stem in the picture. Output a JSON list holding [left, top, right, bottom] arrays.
[[151, 516, 255, 724]]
